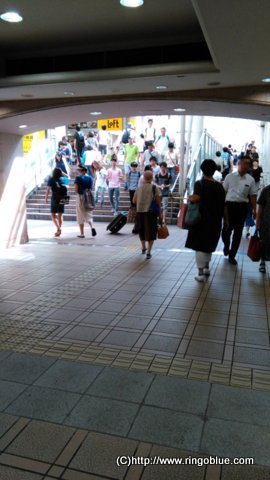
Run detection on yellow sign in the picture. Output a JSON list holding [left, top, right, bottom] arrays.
[[97, 118, 123, 131], [23, 130, 45, 156]]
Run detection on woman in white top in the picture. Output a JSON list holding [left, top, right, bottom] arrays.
[[106, 155, 123, 215], [164, 142, 179, 183]]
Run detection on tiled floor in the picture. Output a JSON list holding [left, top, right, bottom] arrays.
[[0, 220, 269, 479]]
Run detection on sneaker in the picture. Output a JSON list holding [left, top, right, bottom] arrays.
[[77, 235, 85, 238], [259, 263, 266, 273], [246, 232, 250, 238], [141, 249, 146, 254], [223, 246, 229, 256], [146, 253, 152, 259], [91, 228, 97, 237], [195, 274, 205, 282], [228, 257, 237, 265], [203, 268, 210, 276]]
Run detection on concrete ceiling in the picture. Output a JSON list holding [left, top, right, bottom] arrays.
[[0, 0, 270, 134]]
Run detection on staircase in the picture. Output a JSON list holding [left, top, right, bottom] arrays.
[[26, 167, 179, 224]]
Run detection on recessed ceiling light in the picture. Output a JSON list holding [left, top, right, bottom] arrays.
[[64, 91, 75, 96], [0, 11, 23, 22], [19, 125, 27, 129], [90, 112, 102, 115], [156, 85, 168, 90], [120, 0, 144, 7], [174, 108, 186, 112], [262, 78, 270, 83]]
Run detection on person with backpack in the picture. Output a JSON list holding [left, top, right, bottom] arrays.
[[128, 162, 141, 207], [155, 162, 172, 224], [74, 165, 97, 238], [45, 167, 69, 237], [123, 137, 139, 189], [74, 125, 85, 163]]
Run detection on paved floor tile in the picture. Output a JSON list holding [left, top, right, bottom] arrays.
[[0, 413, 18, 438], [153, 320, 187, 335], [6, 386, 80, 423], [235, 328, 269, 346], [129, 405, 203, 450], [64, 396, 139, 436], [186, 340, 224, 360], [6, 420, 75, 463], [237, 314, 268, 329], [87, 366, 154, 402], [237, 304, 267, 317], [137, 295, 167, 305], [127, 304, 160, 317], [34, 360, 103, 393], [46, 308, 82, 322], [193, 325, 227, 341], [142, 334, 180, 353], [0, 380, 27, 410], [197, 312, 229, 325], [79, 312, 117, 326], [0, 466, 43, 479], [233, 346, 270, 367], [221, 464, 270, 479], [116, 315, 151, 330], [145, 376, 210, 415], [208, 384, 270, 427], [64, 326, 102, 342], [161, 308, 193, 321], [0, 353, 56, 384], [101, 330, 141, 347], [201, 417, 270, 467], [69, 432, 138, 479]]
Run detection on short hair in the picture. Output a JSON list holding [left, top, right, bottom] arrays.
[[150, 156, 157, 163], [52, 168, 62, 180], [168, 142, 174, 149], [160, 161, 167, 168], [148, 118, 153, 122], [130, 162, 138, 167], [200, 159, 217, 177], [75, 125, 80, 131], [147, 142, 154, 147], [101, 125, 106, 130], [144, 165, 152, 171], [216, 151, 221, 157], [111, 154, 117, 161]]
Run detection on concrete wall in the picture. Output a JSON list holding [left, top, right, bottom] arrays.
[[0, 133, 28, 248]]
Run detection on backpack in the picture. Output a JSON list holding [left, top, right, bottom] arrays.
[[82, 189, 95, 210], [77, 131, 85, 147], [122, 129, 130, 144], [54, 182, 69, 205]]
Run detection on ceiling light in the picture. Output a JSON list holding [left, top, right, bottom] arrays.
[[64, 91, 75, 96], [208, 81, 221, 86], [262, 78, 270, 83], [0, 11, 23, 22], [120, 0, 144, 7], [19, 125, 27, 129], [90, 112, 102, 115], [21, 94, 33, 98], [156, 85, 168, 90], [174, 108, 186, 112]]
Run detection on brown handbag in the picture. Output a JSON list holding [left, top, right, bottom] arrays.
[[157, 224, 169, 239], [247, 231, 262, 262]]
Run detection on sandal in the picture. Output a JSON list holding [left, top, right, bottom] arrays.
[[54, 229, 61, 237], [77, 235, 85, 238]]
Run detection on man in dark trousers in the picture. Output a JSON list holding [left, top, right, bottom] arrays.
[[222, 156, 257, 265]]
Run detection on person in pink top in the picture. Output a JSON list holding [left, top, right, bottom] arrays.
[[106, 154, 123, 215]]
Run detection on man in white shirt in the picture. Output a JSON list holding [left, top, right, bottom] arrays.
[[144, 119, 156, 148], [222, 156, 257, 265], [155, 127, 170, 160], [141, 143, 162, 168], [98, 125, 111, 156]]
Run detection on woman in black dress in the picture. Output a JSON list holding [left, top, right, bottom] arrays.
[[185, 159, 226, 282]]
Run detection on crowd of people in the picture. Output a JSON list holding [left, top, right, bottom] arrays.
[[45, 131, 269, 273]]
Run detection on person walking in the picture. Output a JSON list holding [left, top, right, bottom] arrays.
[[256, 184, 270, 273], [133, 171, 161, 259], [45, 167, 68, 237], [95, 162, 107, 206], [106, 154, 123, 215], [222, 156, 257, 265], [185, 159, 225, 282], [74, 165, 97, 238]]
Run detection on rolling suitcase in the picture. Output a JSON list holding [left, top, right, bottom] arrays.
[[106, 212, 127, 233]]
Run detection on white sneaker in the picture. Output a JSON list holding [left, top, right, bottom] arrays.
[[203, 268, 210, 276], [195, 275, 205, 283]]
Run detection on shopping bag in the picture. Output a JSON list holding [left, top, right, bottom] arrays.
[[177, 203, 188, 229], [247, 232, 262, 262], [157, 224, 169, 239]]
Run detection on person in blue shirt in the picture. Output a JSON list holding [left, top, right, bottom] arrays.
[[74, 165, 97, 238]]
